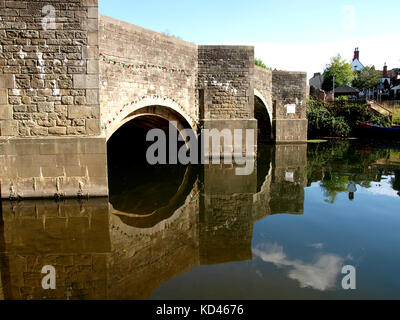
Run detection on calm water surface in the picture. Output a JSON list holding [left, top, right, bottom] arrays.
[[1, 140, 399, 299]]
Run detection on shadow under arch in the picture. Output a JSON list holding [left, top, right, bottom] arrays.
[[254, 89, 273, 143], [107, 104, 199, 230]]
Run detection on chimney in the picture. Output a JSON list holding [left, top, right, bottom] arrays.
[[353, 47, 359, 61], [383, 63, 388, 78]]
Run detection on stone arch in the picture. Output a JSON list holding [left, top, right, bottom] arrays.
[[254, 89, 273, 142], [103, 97, 197, 141], [254, 89, 272, 126]]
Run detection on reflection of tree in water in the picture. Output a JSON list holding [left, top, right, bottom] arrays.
[[308, 140, 397, 203], [320, 171, 349, 203]]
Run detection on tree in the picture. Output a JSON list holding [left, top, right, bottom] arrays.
[[352, 65, 382, 90], [321, 54, 354, 91]]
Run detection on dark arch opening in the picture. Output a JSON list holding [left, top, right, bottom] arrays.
[[254, 96, 272, 143], [107, 112, 198, 226]]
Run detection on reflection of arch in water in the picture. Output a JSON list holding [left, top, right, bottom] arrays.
[[252, 162, 273, 222], [107, 178, 201, 300], [110, 166, 198, 229]]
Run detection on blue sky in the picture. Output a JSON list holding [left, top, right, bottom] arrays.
[[99, 0, 400, 79]]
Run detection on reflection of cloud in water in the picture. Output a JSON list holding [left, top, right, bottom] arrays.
[[357, 178, 399, 198], [253, 243, 344, 291]]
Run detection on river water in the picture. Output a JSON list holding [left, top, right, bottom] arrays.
[[0, 140, 399, 300]]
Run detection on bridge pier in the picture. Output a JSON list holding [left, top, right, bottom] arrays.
[[198, 46, 258, 158], [0, 136, 108, 199]]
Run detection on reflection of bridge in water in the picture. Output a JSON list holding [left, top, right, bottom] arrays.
[[0, 144, 307, 300]]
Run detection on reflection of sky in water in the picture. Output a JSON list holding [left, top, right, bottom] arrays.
[[253, 242, 344, 291], [357, 175, 398, 198], [151, 177, 400, 299]]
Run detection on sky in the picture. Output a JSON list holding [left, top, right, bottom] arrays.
[[99, 0, 400, 80]]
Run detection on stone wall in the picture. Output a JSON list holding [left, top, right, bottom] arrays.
[[272, 71, 308, 142], [198, 46, 257, 156], [98, 15, 198, 138], [198, 45, 254, 120], [0, 136, 108, 198], [0, 0, 100, 137], [0, 0, 108, 199], [254, 66, 273, 116]]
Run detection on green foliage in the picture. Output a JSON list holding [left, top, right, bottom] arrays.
[[307, 99, 351, 137], [307, 140, 393, 202], [255, 58, 270, 70], [389, 108, 400, 125], [307, 98, 391, 138], [336, 96, 348, 102], [320, 171, 349, 203], [352, 65, 382, 90], [321, 54, 355, 91]]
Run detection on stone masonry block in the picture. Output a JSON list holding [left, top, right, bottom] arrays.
[[88, 32, 98, 46], [0, 119, 18, 136], [38, 102, 54, 113], [0, 74, 15, 89], [68, 105, 97, 119], [87, 18, 98, 32], [73, 74, 98, 89], [0, 105, 12, 119], [82, 46, 98, 60], [88, 7, 98, 19], [82, 0, 98, 7], [87, 60, 99, 74], [86, 89, 99, 104], [86, 118, 100, 135], [0, 89, 8, 104]]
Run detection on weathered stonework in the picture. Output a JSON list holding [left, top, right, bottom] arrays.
[[0, 0, 106, 199], [99, 15, 198, 139], [254, 66, 273, 117], [0, 136, 108, 198], [0, 0, 100, 137], [272, 71, 308, 143], [198, 46, 257, 157]]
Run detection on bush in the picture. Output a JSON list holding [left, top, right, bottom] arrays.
[[255, 58, 270, 70], [307, 99, 391, 138]]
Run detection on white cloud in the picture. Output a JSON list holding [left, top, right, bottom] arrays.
[[253, 242, 344, 291]]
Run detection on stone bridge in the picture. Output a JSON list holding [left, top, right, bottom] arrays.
[[0, 144, 307, 300], [0, 0, 307, 199]]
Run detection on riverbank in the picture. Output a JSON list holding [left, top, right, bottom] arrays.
[[307, 99, 391, 138]]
